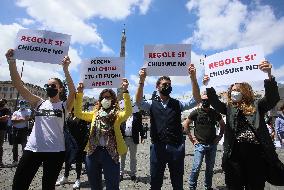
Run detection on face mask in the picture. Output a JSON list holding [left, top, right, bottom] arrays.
[[231, 91, 243, 102], [201, 99, 210, 108], [46, 87, 58, 98], [101, 98, 112, 109], [160, 85, 172, 96]]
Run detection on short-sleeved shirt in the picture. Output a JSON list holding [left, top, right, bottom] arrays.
[[0, 107, 11, 130], [12, 109, 32, 129], [189, 108, 222, 144], [25, 100, 68, 152]]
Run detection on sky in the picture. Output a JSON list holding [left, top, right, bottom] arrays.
[[0, 0, 284, 100]]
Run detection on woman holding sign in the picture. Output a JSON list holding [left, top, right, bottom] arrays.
[[74, 79, 132, 190], [6, 49, 76, 190], [204, 60, 284, 189]]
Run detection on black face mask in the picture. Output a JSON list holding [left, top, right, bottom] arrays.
[[160, 85, 172, 96], [202, 99, 210, 108], [46, 87, 58, 98]]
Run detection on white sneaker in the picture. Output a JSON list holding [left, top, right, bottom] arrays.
[[55, 176, 68, 186], [73, 179, 80, 189]]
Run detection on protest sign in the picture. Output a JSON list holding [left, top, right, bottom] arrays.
[[144, 44, 191, 76], [80, 57, 125, 89], [14, 29, 71, 64], [204, 45, 266, 87]]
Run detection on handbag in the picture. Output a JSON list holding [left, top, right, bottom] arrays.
[[62, 103, 78, 164]]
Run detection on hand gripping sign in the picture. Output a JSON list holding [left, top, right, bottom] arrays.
[[204, 45, 266, 87], [14, 29, 71, 64], [144, 44, 191, 76]]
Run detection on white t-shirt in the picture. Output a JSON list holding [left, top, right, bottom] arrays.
[[125, 116, 133, 136], [12, 109, 31, 129], [25, 100, 67, 152]]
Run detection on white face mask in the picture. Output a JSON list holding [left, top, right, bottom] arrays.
[[231, 91, 243, 102], [101, 98, 112, 109]]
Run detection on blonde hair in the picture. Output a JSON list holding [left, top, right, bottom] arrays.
[[227, 82, 256, 115]]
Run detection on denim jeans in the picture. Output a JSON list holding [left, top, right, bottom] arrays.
[[189, 143, 217, 190], [86, 147, 120, 190], [150, 143, 185, 190]]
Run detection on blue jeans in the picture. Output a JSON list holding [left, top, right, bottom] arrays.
[[86, 147, 120, 190], [189, 143, 217, 190], [150, 143, 185, 190]]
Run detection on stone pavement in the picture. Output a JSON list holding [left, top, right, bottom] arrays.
[[1, 137, 284, 190]]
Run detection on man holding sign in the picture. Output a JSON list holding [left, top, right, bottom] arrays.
[[135, 64, 200, 190]]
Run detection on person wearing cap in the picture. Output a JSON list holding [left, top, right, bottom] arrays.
[[0, 99, 11, 167], [11, 100, 31, 166], [119, 98, 146, 181]]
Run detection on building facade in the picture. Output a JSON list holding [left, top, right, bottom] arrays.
[[0, 81, 47, 111]]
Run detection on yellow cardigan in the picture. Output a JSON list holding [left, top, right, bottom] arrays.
[[74, 92, 132, 155]]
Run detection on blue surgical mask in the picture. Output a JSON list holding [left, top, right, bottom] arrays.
[[231, 91, 243, 102]]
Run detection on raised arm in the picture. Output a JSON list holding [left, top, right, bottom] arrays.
[[6, 49, 41, 107], [135, 68, 146, 105], [73, 83, 94, 122], [203, 75, 227, 114], [257, 61, 280, 113], [62, 56, 76, 112], [188, 64, 201, 104], [117, 79, 132, 122]]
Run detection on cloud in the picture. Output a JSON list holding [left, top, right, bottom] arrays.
[[17, 18, 36, 26], [15, 0, 152, 53], [185, 0, 284, 55]]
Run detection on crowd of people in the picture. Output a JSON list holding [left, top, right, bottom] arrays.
[[1, 48, 284, 190]]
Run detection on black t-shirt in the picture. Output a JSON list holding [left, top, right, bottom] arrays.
[[188, 108, 222, 144], [0, 107, 11, 130]]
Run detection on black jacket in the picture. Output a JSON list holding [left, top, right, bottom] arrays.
[[120, 112, 145, 144], [207, 77, 284, 185]]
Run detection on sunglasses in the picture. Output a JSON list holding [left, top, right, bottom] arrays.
[[44, 84, 57, 89]]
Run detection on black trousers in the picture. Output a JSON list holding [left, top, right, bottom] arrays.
[[224, 142, 266, 190], [12, 127, 28, 162], [12, 150, 65, 190]]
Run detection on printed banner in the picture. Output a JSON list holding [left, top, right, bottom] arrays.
[[204, 45, 266, 87], [144, 44, 191, 76], [80, 57, 125, 89], [14, 29, 71, 64]]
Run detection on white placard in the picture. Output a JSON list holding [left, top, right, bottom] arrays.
[[80, 57, 125, 89], [144, 44, 191, 76], [204, 45, 266, 87], [14, 29, 71, 64]]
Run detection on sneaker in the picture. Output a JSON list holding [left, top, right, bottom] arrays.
[[73, 179, 80, 189], [55, 176, 68, 186], [130, 175, 137, 181]]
